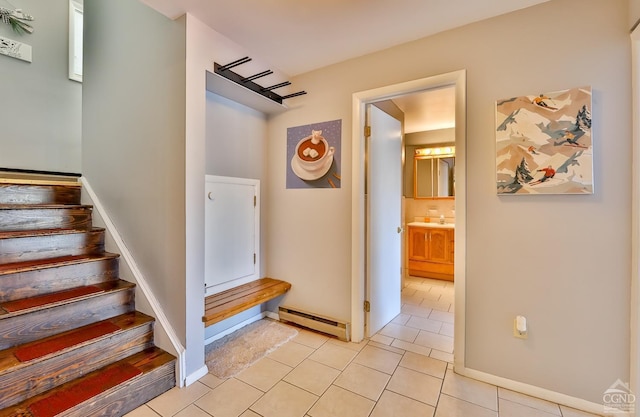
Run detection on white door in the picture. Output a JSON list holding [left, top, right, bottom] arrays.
[[204, 176, 259, 295], [366, 104, 403, 337]]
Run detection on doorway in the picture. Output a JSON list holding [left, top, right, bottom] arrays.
[[351, 70, 466, 370]]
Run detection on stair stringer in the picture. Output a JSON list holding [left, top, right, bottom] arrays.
[[80, 177, 187, 387]]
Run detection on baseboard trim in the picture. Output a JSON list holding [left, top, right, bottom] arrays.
[[185, 365, 210, 387], [204, 312, 267, 346], [455, 366, 609, 416], [80, 177, 187, 386]]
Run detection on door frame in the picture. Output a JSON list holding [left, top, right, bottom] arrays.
[[351, 70, 467, 370]]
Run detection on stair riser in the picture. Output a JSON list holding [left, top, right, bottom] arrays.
[[0, 323, 154, 408], [0, 257, 119, 303], [0, 231, 105, 265], [0, 184, 81, 205], [0, 288, 135, 350], [63, 359, 176, 417], [0, 207, 92, 232]]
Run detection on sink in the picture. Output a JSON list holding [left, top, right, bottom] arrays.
[[407, 221, 455, 229]]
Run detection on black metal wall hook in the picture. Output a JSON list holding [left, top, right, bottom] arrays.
[[214, 57, 307, 105]]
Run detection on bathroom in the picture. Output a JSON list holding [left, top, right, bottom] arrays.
[[394, 86, 456, 282]]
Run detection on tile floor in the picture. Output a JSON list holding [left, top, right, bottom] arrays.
[[127, 276, 601, 417]]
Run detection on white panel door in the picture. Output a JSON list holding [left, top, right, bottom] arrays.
[[366, 105, 403, 337], [204, 176, 259, 295]]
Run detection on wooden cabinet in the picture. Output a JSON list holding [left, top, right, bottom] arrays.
[[407, 225, 454, 281]]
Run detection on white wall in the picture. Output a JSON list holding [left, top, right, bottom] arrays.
[[82, 0, 187, 371], [184, 14, 289, 380], [0, 0, 81, 173], [266, 0, 630, 404]]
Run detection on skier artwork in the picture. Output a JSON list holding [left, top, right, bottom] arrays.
[[496, 86, 593, 195]]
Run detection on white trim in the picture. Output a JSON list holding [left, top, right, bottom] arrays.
[[204, 311, 267, 345], [80, 177, 186, 386], [184, 365, 209, 387], [350, 70, 467, 372], [68, 0, 83, 82], [631, 26, 640, 417], [457, 366, 611, 416]]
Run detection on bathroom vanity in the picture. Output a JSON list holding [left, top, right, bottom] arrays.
[[407, 222, 454, 281]]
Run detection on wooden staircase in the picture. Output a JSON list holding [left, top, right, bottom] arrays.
[[0, 179, 176, 416]]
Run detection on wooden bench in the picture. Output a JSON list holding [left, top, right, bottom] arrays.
[[202, 278, 291, 327]]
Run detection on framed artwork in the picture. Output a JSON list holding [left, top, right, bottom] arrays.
[[286, 119, 341, 189], [496, 86, 593, 195]]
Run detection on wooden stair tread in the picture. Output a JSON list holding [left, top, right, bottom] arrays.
[[203, 278, 291, 326], [0, 347, 175, 417], [0, 178, 81, 187], [0, 253, 120, 275], [0, 226, 104, 240], [0, 280, 135, 317], [0, 312, 153, 373], [0, 204, 92, 209]]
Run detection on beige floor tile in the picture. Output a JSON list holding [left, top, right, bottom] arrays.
[[498, 388, 561, 415], [391, 313, 411, 325], [420, 298, 452, 312], [406, 316, 444, 333], [430, 349, 454, 363], [124, 405, 161, 417], [379, 322, 419, 343], [198, 373, 225, 389], [370, 333, 394, 345], [146, 381, 211, 417], [415, 330, 454, 353], [435, 393, 497, 417], [283, 358, 341, 396], [498, 398, 561, 417], [367, 340, 406, 354], [401, 304, 433, 319], [353, 345, 403, 374], [391, 339, 432, 356], [441, 370, 497, 411], [195, 378, 263, 417], [440, 322, 454, 337], [174, 404, 211, 417], [236, 357, 293, 391], [308, 341, 358, 370], [240, 411, 262, 417], [386, 366, 443, 406], [403, 294, 428, 305], [399, 351, 447, 379], [308, 385, 375, 417], [429, 309, 454, 323], [333, 362, 391, 401], [294, 329, 330, 348], [268, 340, 315, 367], [559, 405, 604, 417], [250, 381, 318, 417], [402, 287, 417, 297], [326, 337, 368, 352], [370, 390, 435, 417]]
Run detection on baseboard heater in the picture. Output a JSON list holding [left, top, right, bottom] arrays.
[[279, 306, 350, 342]]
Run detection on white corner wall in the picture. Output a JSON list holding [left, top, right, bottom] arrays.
[[266, 0, 631, 405], [185, 13, 289, 380], [82, 0, 188, 379]]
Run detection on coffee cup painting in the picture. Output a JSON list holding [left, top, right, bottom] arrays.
[[496, 86, 593, 195], [287, 120, 342, 189]]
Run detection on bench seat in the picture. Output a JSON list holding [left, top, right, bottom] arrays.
[[203, 278, 291, 327]]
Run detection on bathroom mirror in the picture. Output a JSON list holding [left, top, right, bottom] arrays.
[[414, 146, 455, 199]]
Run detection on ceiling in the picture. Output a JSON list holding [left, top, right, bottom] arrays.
[[139, 0, 547, 132], [392, 86, 456, 133], [140, 0, 549, 77]]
